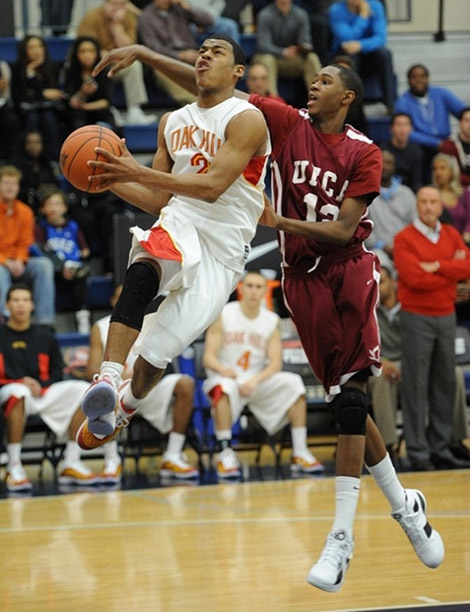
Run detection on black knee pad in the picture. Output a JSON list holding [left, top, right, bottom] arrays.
[[332, 387, 368, 435], [350, 368, 371, 383], [110, 262, 159, 330]]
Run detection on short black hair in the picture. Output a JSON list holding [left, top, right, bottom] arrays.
[[330, 64, 364, 108], [7, 283, 33, 301], [407, 63, 429, 80], [202, 34, 246, 66], [390, 112, 413, 125], [458, 106, 470, 121]]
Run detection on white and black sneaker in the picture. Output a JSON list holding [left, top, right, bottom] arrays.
[[392, 488, 444, 568], [306, 529, 354, 592]]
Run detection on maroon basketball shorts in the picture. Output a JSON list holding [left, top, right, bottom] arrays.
[[283, 250, 381, 400]]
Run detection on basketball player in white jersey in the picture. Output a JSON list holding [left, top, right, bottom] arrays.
[[87, 286, 199, 480], [203, 270, 324, 478], [76, 35, 270, 453]]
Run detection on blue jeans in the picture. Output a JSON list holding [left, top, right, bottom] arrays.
[[195, 17, 241, 45], [0, 257, 55, 325]]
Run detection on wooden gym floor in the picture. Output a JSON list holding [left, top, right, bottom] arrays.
[[0, 446, 469, 612]]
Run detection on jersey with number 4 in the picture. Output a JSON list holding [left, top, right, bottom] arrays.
[[163, 97, 269, 274], [249, 95, 382, 267], [214, 301, 278, 383]]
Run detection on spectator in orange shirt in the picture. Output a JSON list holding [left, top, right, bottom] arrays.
[[0, 166, 55, 327]]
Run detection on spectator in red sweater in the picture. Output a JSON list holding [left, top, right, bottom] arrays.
[[440, 107, 470, 188], [394, 186, 470, 471]]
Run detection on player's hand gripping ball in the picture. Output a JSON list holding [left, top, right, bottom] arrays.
[[60, 125, 121, 192]]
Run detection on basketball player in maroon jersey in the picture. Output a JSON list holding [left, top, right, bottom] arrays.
[[92, 47, 444, 593]]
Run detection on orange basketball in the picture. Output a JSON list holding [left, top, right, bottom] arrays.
[[59, 125, 121, 192]]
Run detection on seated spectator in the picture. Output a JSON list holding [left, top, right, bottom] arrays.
[[394, 64, 466, 182], [432, 153, 470, 245], [40, 0, 75, 36], [202, 270, 324, 479], [332, 54, 368, 134], [138, 0, 213, 105], [394, 186, 470, 471], [87, 285, 200, 481], [190, 1, 241, 44], [13, 129, 60, 214], [11, 35, 66, 160], [296, 0, 334, 65], [440, 107, 470, 187], [245, 62, 286, 103], [380, 113, 424, 192], [35, 188, 91, 332], [66, 188, 124, 274], [253, 0, 321, 102], [368, 261, 470, 468], [365, 150, 416, 258], [63, 36, 116, 134], [328, 0, 395, 113], [0, 58, 21, 163], [0, 165, 55, 328], [0, 284, 101, 493], [77, 0, 157, 125]]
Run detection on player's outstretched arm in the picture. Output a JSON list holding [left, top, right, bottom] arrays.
[[93, 44, 199, 96], [89, 109, 268, 203], [260, 196, 367, 245], [91, 114, 173, 215]]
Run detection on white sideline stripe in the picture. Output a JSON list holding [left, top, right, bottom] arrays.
[[416, 596, 442, 603], [0, 511, 468, 534], [309, 602, 470, 612]]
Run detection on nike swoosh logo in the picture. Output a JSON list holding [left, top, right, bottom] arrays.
[[246, 240, 279, 263]]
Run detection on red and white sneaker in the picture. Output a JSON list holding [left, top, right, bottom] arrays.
[[290, 450, 325, 474], [58, 460, 101, 486], [81, 374, 119, 436], [77, 380, 136, 450], [216, 447, 241, 479], [101, 457, 123, 484], [5, 463, 33, 493], [160, 452, 199, 480], [76, 379, 136, 450]]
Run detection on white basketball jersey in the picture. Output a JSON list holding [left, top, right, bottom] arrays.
[[162, 97, 270, 273], [214, 301, 279, 382]]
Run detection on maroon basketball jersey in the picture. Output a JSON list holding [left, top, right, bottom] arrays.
[[250, 95, 382, 267]]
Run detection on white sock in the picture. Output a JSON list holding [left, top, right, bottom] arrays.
[[122, 383, 140, 411], [7, 442, 22, 468], [63, 440, 81, 464], [104, 440, 120, 461], [332, 476, 361, 535], [366, 453, 406, 512], [166, 432, 185, 456], [100, 361, 124, 387], [216, 429, 232, 442], [291, 426, 308, 455]]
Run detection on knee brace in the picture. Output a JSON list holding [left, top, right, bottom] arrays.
[[332, 387, 368, 435], [110, 262, 159, 330]]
